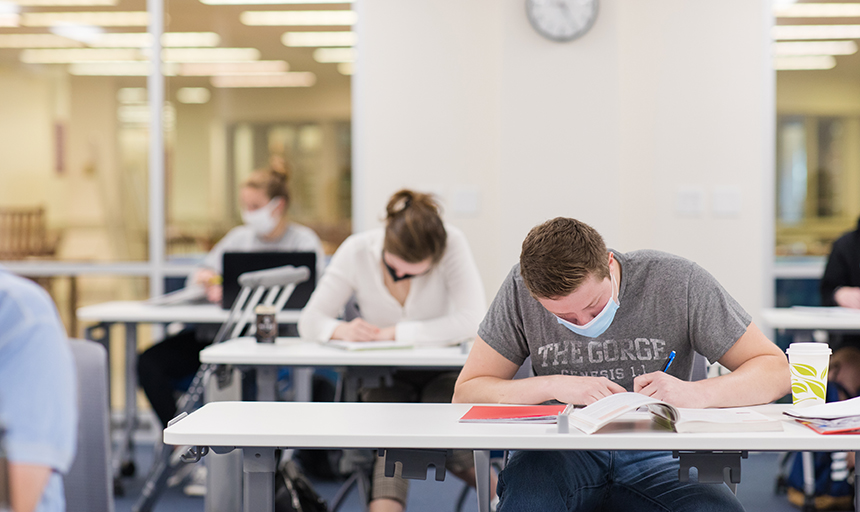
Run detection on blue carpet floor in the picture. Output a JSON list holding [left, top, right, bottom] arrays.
[[114, 446, 814, 512]]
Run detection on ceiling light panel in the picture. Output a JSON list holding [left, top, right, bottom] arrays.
[[178, 60, 287, 75], [83, 32, 221, 48], [773, 55, 836, 70], [281, 31, 354, 47], [773, 25, 860, 40], [161, 47, 260, 62], [0, 33, 82, 47], [176, 87, 210, 104], [203, 0, 351, 3], [240, 10, 356, 26], [11, 0, 117, 5], [210, 71, 315, 87], [312, 47, 353, 62], [0, 13, 19, 26], [773, 40, 858, 56], [774, 3, 860, 17], [21, 11, 148, 27], [68, 61, 179, 75], [21, 47, 141, 62]]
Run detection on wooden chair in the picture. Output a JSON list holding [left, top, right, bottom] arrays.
[[0, 206, 59, 259]]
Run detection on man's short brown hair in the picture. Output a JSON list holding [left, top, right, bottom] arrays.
[[519, 217, 610, 299]]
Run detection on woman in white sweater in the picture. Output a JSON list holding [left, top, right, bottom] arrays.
[[299, 189, 490, 512]]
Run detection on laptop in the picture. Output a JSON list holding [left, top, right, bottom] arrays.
[[221, 251, 317, 310]]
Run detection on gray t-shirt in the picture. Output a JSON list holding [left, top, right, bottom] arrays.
[[478, 250, 751, 391]]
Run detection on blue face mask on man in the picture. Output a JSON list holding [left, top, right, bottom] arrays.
[[556, 272, 620, 338]]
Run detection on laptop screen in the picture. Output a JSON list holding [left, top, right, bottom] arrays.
[[221, 251, 316, 310]]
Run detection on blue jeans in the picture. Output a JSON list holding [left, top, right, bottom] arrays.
[[496, 450, 745, 512]]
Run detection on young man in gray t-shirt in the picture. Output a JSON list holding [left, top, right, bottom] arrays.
[[453, 217, 789, 512]]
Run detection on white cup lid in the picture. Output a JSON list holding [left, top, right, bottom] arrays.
[[786, 342, 832, 355]]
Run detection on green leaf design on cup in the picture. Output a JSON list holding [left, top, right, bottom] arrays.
[[792, 382, 808, 395], [791, 363, 816, 377], [820, 366, 828, 380], [807, 380, 826, 400]]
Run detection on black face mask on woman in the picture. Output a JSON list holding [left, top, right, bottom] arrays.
[[383, 256, 419, 282]]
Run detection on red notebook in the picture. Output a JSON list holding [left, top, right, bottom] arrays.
[[459, 404, 569, 424], [797, 420, 860, 436]]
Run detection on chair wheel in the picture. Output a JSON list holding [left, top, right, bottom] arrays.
[[120, 460, 136, 477], [114, 477, 125, 497], [774, 476, 788, 495]]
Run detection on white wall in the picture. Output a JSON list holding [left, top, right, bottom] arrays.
[[355, 0, 774, 319]]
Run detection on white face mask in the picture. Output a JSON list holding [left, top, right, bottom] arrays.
[[241, 198, 280, 236]]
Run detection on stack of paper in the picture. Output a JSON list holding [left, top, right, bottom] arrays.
[[783, 396, 860, 435]]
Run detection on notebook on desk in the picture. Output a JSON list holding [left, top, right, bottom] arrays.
[[221, 251, 316, 310]]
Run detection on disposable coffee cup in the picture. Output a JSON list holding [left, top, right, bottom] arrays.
[[786, 342, 832, 407]]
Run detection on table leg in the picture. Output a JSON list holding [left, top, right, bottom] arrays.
[[113, 322, 138, 476], [256, 367, 278, 402], [243, 447, 276, 512], [293, 367, 313, 402], [474, 450, 491, 512]]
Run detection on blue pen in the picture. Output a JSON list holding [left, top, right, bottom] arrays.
[[661, 350, 676, 372]]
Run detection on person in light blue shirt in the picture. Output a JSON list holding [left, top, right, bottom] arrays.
[[0, 267, 76, 512]]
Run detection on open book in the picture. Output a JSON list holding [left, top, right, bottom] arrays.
[[568, 392, 783, 435]]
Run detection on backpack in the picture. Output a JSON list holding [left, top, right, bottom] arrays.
[[274, 459, 328, 512], [784, 383, 856, 510]]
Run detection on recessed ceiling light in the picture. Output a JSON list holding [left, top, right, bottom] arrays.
[[312, 47, 353, 63], [12, 0, 117, 5], [176, 87, 211, 104], [210, 72, 315, 87], [20, 48, 142, 63], [774, 3, 860, 18], [0, 13, 21, 26], [161, 47, 260, 62], [117, 87, 146, 104], [202, 0, 351, 3], [240, 10, 355, 26], [70, 61, 149, 75], [337, 62, 352, 75], [49, 23, 104, 44], [178, 60, 288, 75], [772, 25, 860, 40], [21, 11, 148, 27], [0, 33, 82, 47], [773, 55, 836, 70], [281, 31, 355, 47], [773, 41, 858, 56], [74, 32, 221, 48]]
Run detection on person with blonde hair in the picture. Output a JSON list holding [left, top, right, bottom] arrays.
[[138, 165, 326, 430], [299, 189, 492, 512]]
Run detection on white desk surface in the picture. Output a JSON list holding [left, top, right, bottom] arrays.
[[199, 337, 469, 368], [76, 301, 301, 324], [164, 401, 860, 453], [761, 307, 860, 331]]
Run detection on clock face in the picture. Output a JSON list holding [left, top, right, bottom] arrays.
[[525, 0, 599, 42]]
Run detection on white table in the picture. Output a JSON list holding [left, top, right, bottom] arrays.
[[76, 301, 301, 478], [762, 306, 860, 332], [200, 336, 470, 401], [198, 336, 471, 512], [164, 401, 860, 512]]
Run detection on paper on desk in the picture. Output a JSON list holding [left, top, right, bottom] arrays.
[[325, 340, 414, 351], [784, 395, 860, 420], [146, 284, 207, 305]]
